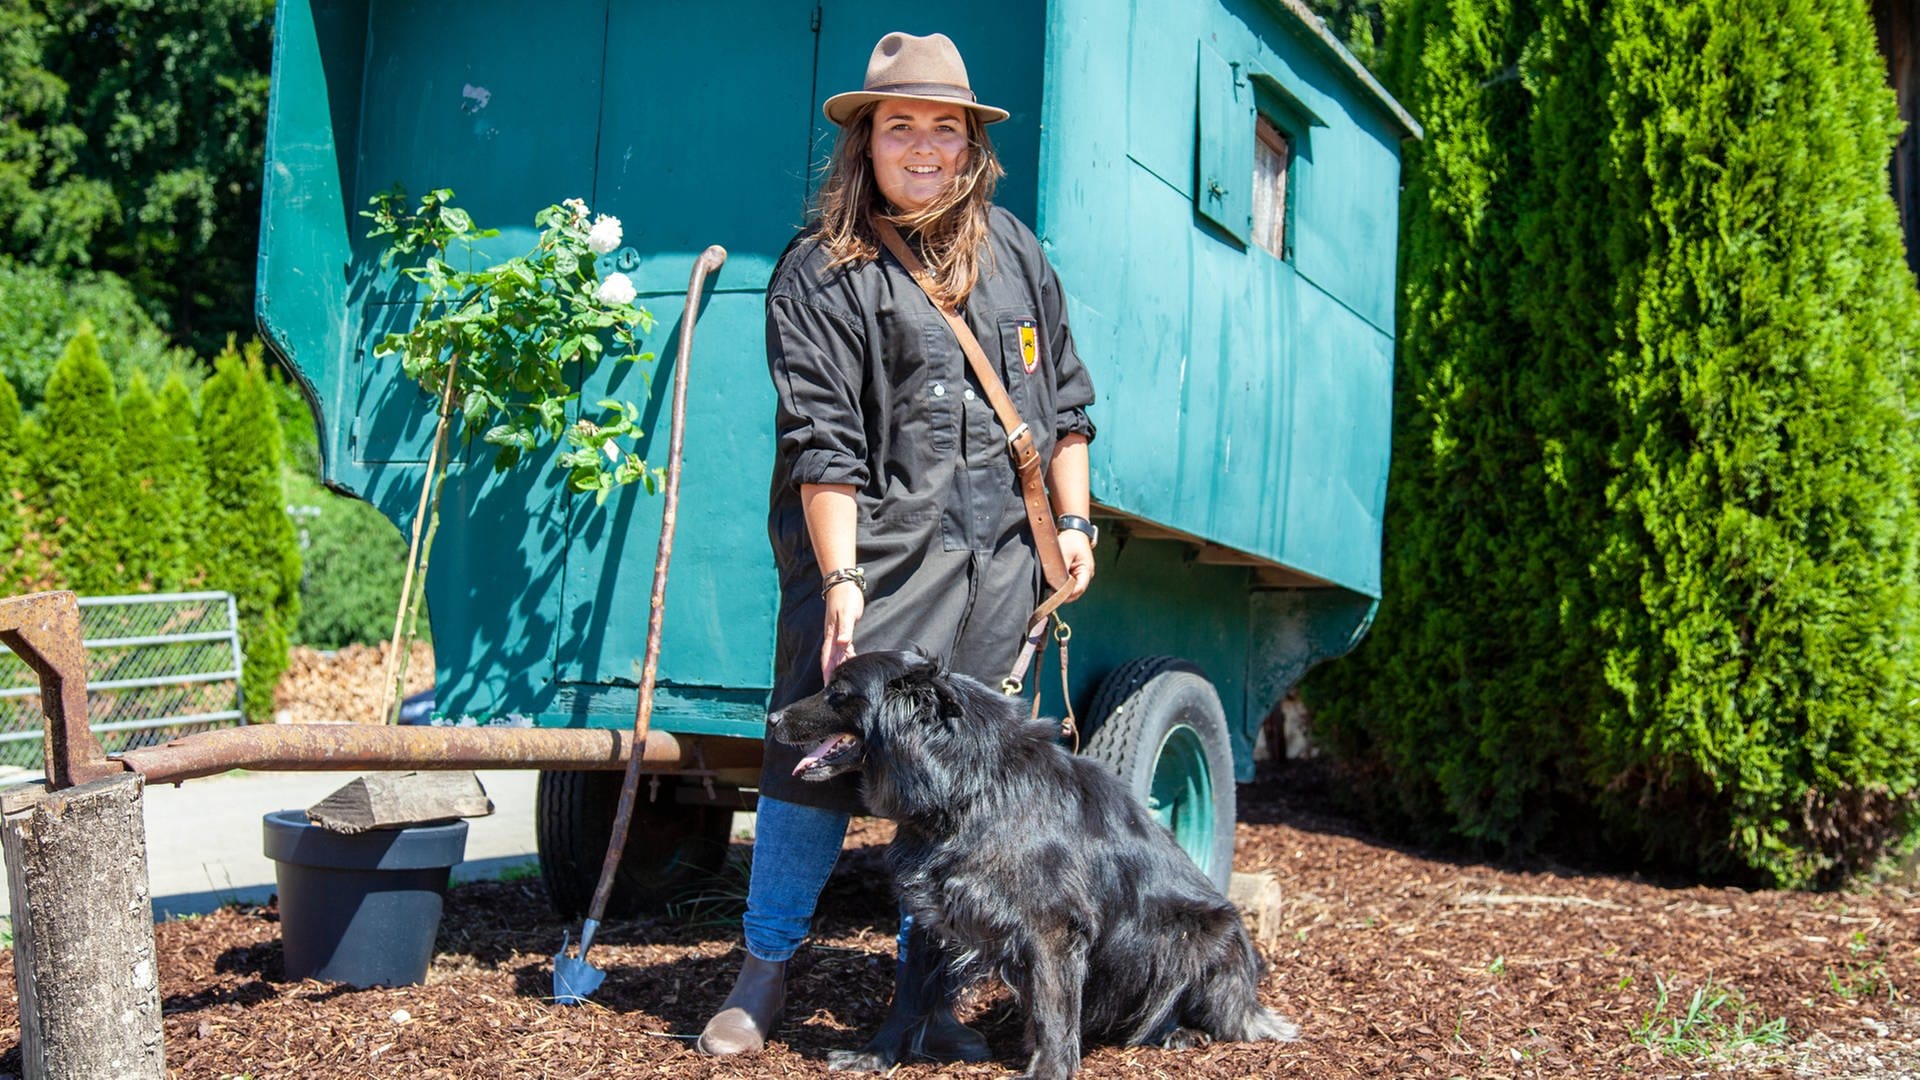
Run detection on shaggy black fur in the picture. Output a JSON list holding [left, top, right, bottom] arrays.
[[769, 650, 1299, 1079]]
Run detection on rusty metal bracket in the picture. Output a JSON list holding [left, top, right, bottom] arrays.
[[0, 591, 123, 789]]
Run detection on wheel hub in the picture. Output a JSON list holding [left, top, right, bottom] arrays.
[[1149, 722, 1215, 877]]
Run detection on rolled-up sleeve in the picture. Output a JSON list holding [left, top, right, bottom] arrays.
[[769, 294, 870, 490], [1040, 262, 1097, 443]]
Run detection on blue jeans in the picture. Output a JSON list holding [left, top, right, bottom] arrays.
[[742, 795, 851, 961]]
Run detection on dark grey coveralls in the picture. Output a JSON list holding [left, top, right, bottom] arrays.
[[761, 207, 1096, 813]]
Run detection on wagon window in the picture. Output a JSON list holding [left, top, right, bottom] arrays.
[[1252, 116, 1291, 259]]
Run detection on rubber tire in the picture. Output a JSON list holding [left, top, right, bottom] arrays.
[[1080, 657, 1237, 892], [535, 770, 731, 920]]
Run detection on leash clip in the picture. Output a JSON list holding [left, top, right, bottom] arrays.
[[1000, 674, 1023, 696]]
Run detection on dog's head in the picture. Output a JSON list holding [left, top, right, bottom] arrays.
[[769, 649, 946, 781], [769, 649, 1035, 817]]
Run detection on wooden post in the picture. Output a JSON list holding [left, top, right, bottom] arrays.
[[2, 773, 165, 1079], [1228, 870, 1284, 946]]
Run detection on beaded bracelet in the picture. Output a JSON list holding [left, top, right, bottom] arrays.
[[820, 565, 867, 600]]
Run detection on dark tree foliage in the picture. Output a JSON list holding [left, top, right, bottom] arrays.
[[0, 0, 273, 352], [1310, 0, 1920, 885], [1305, 0, 1392, 71]]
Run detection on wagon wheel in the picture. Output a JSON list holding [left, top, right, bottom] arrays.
[[1080, 657, 1237, 892], [535, 770, 732, 919]]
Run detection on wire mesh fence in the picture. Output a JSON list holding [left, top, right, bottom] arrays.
[[0, 592, 244, 771]]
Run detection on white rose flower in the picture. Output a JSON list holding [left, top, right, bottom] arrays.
[[594, 271, 637, 306], [587, 214, 623, 255], [562, 197, 589, 222]]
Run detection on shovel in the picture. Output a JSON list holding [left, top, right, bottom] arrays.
[[554, 244, 728, 1005]]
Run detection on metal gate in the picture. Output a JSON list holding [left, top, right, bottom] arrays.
[[0, 591, 244, 770]]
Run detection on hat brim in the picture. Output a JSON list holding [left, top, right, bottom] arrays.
[[823, 90, 1009, 127]]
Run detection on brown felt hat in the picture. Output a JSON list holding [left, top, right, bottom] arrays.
[[823, 31, 1010, 126]]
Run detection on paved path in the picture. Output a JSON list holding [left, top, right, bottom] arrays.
[[0, 768, 541, 922]]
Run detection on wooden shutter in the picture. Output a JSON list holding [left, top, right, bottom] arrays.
[[1195, 41, 1254, 244]]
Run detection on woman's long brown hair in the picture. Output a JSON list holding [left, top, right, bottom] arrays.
[[812, 102, 1005, 308]]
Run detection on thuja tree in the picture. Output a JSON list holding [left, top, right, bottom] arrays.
[[1590, 0, 1920, 884], [1310, 0, 1920, 885], [38, 324, 132, 593], [199, 340, 300, 720], [1307, 0, 1587, 849], [118, 373, 207, 591]]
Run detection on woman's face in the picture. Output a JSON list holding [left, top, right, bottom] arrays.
[[867, 98, 971, 213]]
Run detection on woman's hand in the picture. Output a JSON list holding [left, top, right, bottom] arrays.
[[1058, 531, 1095, 602], [821, 581, 865, 681]]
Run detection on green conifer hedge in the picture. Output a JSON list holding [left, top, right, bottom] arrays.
[[38, 325, 132, 594], [198, 340, 301, 720], [117, 374, 205, 591], [1310, 0, 1920, 885]]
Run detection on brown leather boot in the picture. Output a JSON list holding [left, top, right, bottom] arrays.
[[697, 952, 787, 1056]]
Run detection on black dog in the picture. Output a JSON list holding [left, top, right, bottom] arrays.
[[769, 650, 1298, 1078]]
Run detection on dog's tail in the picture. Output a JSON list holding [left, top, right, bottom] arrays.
[[1235, 1004, 1301, 1043]]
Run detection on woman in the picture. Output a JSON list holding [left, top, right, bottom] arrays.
[[698, 31, 1097, 1059]]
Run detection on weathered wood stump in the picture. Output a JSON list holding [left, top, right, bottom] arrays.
[[1229, 869, 1284, 945], [306, 770, 493, 834], [1, 772, 165, 1079]]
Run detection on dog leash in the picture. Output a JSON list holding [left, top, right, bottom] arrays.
[[872, 216, 1078, 734]]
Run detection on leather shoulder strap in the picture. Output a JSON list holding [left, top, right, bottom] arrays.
[[872, 216, 1069, 593]]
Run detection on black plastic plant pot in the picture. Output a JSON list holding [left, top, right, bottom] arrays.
[[261, 810, 468, 987]]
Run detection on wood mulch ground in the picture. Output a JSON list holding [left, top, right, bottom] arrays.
[[2, 761, 1917, 1078]]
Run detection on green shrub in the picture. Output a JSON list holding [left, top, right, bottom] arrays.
[[0, 370, 17, 443], [38, 323, 133, 593], [0, 374, 57, 593], [199, 339, 300, 720], [284, 470, 413, 650], [117, 374, 207, 591], [0, 259, 189, 412], [1309, 0, 1920, 886], [1308, 0, 1581, 849], [1588, 0, 1920, 885], [267, 367, 322, 482]]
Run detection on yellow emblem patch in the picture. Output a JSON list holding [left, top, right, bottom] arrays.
[[1019, 322, 1039, 374]]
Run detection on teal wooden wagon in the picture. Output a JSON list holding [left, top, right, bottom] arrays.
[[257, 0, 1417, 908]]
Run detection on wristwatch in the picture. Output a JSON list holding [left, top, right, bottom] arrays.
[[1056, 515, 1099, 547]]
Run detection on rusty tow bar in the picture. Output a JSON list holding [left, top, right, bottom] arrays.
[[0, 590, 759, 789]]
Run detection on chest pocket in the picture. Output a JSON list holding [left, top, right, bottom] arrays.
[[880, 312, 958, 455]]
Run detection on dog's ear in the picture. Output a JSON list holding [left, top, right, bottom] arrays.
[[902, 642, 955, 682], [927, 668, 969, 723]]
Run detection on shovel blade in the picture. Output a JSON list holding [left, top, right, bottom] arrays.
[[552, 929, 606, 1005]]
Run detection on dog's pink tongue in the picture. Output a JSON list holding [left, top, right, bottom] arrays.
[[794, 733, 855, 775]]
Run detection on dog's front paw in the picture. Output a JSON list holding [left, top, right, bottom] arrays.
[[827, 1048, 898, 1072], [1159, 1026, 1213, 1050]]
